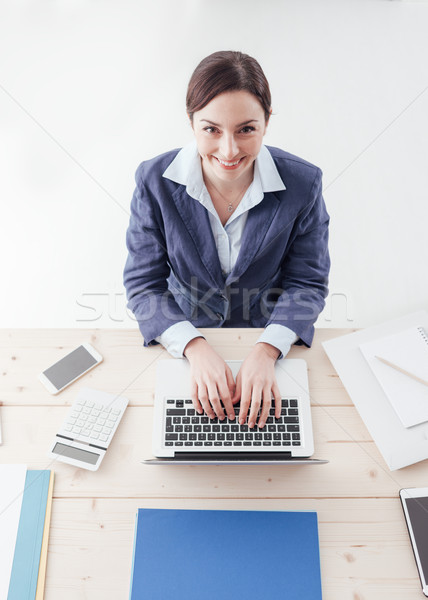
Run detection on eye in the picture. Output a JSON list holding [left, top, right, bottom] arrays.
[[239, 126, 256, 134], [203, 126, 220, 134]]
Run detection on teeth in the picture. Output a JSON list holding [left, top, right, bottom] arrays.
[[217, 157, 241, 166]]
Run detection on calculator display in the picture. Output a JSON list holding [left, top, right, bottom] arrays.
[[53, 442, 100, 465]]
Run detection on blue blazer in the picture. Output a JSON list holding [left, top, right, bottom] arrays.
[[124, 146, 330, 348]]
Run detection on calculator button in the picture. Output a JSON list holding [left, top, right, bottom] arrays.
[[76, 420, 85, 427], [92, 410, 100, 417], [80, 414, 88, 421], [85, 422, 94, 430], [87, 416, 96, 423], [90, 432, 99, 439], [94, 425, 102, 433], [72, 426, 81, 434], [100, 412, 110, 419], [109, 413, 118, 422], [111, 408, 121, 415], [97, 418, 106, 426], [67, 417, 76, 425], [94, 403, 103, 410], [106, 420, 115, 428], [102, 427, 112, 435], [70, 411, 80, 418], [99, 434, 108, 442], [82, 407, 91, 414], [81, 429, 90, 437], [86, 401, 95, 408]]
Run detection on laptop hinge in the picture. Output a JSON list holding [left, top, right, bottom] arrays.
[[173, 451, 293, 461]]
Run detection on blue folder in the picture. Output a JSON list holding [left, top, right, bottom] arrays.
[[129, 508, 322, 600], [7, 470, 51, 600]]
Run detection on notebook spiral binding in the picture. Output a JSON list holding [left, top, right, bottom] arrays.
[[417, 327, 428, 344]]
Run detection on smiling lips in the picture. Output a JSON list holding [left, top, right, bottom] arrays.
[[214, 156, 245, 169]]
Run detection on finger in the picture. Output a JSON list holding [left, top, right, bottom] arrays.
[[225, 367, 236, 409], [218, 387, 235, 420], [191, 379, 203, 415], [206, 383, 225, 420], [238, 384, 252, 425], [219, 371, 235, 420], [232, 375, 241, 405], [257, 387, 272, 429], [198, 385, 215, 419], [272, 382, 282, 419], [248, 390, 262, 429]]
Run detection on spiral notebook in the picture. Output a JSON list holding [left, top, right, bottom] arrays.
[[359, 326, 428, 428]]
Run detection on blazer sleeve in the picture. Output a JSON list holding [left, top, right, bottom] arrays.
[[123, 165, 188, 346], [266, 167, 330, 347]]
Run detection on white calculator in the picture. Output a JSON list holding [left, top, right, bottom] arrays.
[[48, 387, 129, 471]]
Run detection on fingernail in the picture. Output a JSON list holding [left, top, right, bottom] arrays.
[[239, 418, 244, 425], [249, 421, 254, 428], [259, 421, 265, 428], [229, 413, 235, 420]]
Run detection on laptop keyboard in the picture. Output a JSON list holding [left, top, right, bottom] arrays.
[[163, 398, 301, 449]]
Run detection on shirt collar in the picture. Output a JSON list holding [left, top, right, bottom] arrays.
[[162, 139, 286, 202]]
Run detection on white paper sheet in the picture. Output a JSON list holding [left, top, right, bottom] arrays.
[[0, 464, 27, 599], [323, 310, 428, 470], [360, 327, 428, 427]]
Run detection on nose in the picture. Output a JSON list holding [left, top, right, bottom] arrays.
[[219, 133, 239, 160]]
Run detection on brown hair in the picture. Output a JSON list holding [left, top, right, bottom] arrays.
[[186, 51, 272, 123]]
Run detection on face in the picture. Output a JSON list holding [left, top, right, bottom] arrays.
[[191, 90, 268, 188]]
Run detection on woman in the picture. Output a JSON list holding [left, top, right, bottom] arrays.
[[124, 50, 330, 430]]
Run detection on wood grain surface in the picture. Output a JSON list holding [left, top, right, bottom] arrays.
[[1, 328, 425, 599]]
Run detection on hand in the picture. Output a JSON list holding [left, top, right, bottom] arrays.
[[232, 343, 281, 429], [184, 337, 236, 421]]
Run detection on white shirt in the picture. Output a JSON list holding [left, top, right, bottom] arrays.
[[156, 140, 298, 358]]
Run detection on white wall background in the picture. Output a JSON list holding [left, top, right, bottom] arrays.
[[1, 0, 427, 331]]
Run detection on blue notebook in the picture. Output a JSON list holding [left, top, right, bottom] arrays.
[[7, 470, 51, 600], [129, 508, 322, 600]]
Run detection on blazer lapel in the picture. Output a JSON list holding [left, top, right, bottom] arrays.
[[226, 192, 281, 285], [172, 186, 225, 289]]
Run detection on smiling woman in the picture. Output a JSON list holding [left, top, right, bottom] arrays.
[[123, 50, 330, 430], [191, 91, 268, 222]]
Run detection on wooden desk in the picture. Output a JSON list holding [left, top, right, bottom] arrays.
[[1, 328, 427, 599]]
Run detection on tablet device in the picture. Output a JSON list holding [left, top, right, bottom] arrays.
[[400, 487, 428, 597]]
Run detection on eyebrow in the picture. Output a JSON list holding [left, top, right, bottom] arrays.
[[200, 119, 259, 127]]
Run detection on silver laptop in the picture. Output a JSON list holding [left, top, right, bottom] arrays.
[[143, 358, 327, 465]]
